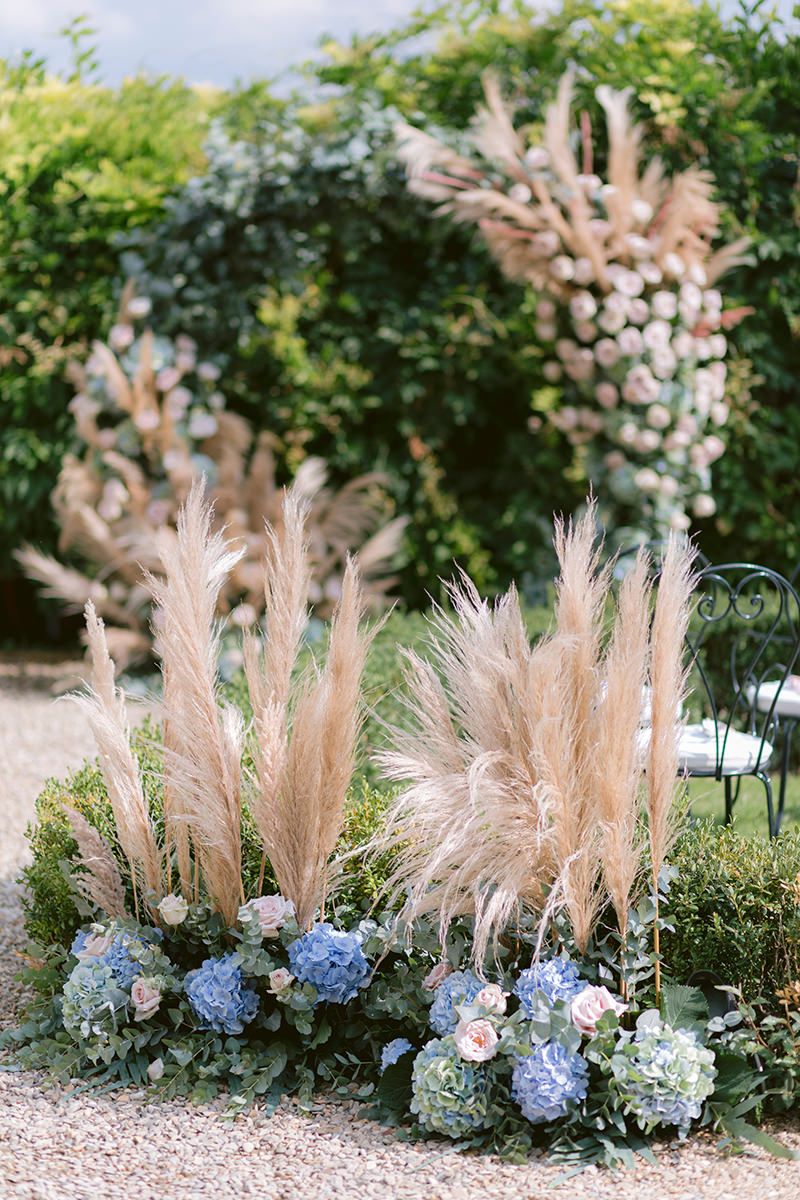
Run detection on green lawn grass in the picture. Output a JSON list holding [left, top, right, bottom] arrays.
[[687, 772, 800, 838]]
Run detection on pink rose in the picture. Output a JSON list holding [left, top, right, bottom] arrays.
[[543, 361, 562, 383], [642, 320, 671, 350], [156, 366, 182, 392], [570, 985, 627, 1036], [703, 435, 726, 463], [524, 146, 549, 171], [550, 255, 575, 281], [573, 257, 594, 285], [594, 338, 620, 369], [268, 968, 295, 994], [536, 298, 556, 321], [617, 326, 643, 357], [574, 321, 597, 343], [422, 962, 453, 990], [569, 291, 597, 322], [662, 252, 686, 279], [627, 298, 650, 325], [131, 977, 162, 1021], [76, 932, 114, 960], [453, 1019, 499, 1062], [474, 984, 507, 1014], [596, 382, 619, 409], [240, 894, 294, 938], [646, 403, 671, 430], [638, 262, 661, 286], [109, 323, 134, 351], [670, 511, 692, 531]]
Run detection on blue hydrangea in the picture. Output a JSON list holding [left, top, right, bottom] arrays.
[[380, 1038, 415, 1073], [610, 1023, 717, 1131], [287, 923, 371, 1005], [62, 961, 129, 1043], [410, 1037, 489, 1137], [70, 930, 90, 958], [514, 958, 584, 1016], [511, 1042, 590, 1124], [68, 926, 158, 989], [184, 952, 259, 1034], [428, 969, 483, 1035]]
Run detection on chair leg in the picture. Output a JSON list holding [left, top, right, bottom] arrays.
[[756, 771, 776, 838], [777, 719, 796, 834], [724, 776, 734, 824]]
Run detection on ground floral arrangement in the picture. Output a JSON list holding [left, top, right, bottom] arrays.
[[4, 488, 798, 1169]]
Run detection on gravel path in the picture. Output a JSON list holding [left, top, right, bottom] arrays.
[[2, 662, 800, 1200]]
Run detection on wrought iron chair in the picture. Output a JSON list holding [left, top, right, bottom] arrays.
[[682, 563, 800, 837], [614, 546, 800, 836]]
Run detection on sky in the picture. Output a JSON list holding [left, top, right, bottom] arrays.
[[0, 0, 796, 86]]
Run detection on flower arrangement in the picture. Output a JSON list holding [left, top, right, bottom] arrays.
[[17, 289, 407, 671], [6, 490, 797, 1168], [395, 73, 751, 542]]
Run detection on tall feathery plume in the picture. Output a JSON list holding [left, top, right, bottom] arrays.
[[595, 551, 652, 995], [279, 557, 376, 927], [647, 535, 697, 1000], [544, 503, 609, 953], [149, 482, 246, 925], [375, 578, 560, 970], [244, 490, 312, 897], [74, 602, 162, 917], [64, 806, 128, 919]]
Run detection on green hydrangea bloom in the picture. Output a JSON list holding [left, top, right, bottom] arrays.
[[410, 1036, 490, 1138], [609, 1021, 717, 1131], [62, 961, 129, 1044]]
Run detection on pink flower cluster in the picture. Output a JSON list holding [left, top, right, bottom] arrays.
[[534, 250, 732, 532]]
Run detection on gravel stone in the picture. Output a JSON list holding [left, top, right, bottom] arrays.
[[2, 663, 800, 1199]]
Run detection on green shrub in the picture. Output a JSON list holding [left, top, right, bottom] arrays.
[[0, 49, 208, 575], [664, 820, 800, 1001], [22, 725, 394, 951]]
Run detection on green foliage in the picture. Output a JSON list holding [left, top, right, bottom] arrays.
[[0, 52, 208, 572], [664, 820, 800, 1001]]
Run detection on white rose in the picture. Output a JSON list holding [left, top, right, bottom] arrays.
[[147, 1057, 165, 1082], [508, 182, 532, 204], [646, 403, 671, 430], [711, 401, 729, 427], [670, 511, 692, 531], [703, 288, 723, 312], [638, 262, 662, 286], [158, 893, 189, 926], [708, 333, 727, 359], [543, 361, 562, 382], [531, 230, 560, 257], [634, 467, 661, 493], [156, 366, 181, 392], [268, 968, 295, 994], [635, 429, 661, 453], [571, 985, 627, 1036], [453, 1018, 499, 1063], [688, 262, 708, 286], [625, 234, 651, 260], [631, 198, 653, 224], [704, 435, 726, 463], [642, 320, 671, 350], [693, 494, 717, 518], [536, 298, 556, 321], [524, 146, 549, 171], [672, 331, 694, 359], [550, 255, 575, 281], [651, 291, 678, 320], [618, 422, 639, 445], [131, 977, 162, 1021], [535, 321, 557, 342], [128, 296, 152, 319], [574, 321, 597, 343], [240, 894, 295, 938], [474, 984, 507, 1014], [662, 252, 686, 279], [555, 338, 578, 362], [109, 323, 134, 351], [660, 475, 680, 498]]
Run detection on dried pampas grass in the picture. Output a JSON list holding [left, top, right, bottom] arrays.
[[246, 491, 378, 927], [148, 481, 246, 925], [373, 501, 697, 975], [73, 602, 162, 915], [64, 806, 128, 920]]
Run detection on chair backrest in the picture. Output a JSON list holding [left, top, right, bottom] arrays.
[[685, 563, 800, 775]]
